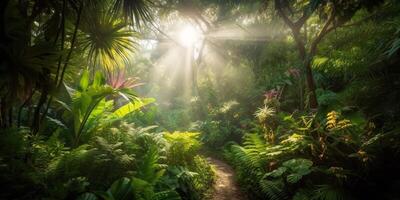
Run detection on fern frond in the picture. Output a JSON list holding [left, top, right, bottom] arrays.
[[312, 184, 349, 200], [259, 179, 288, 200]]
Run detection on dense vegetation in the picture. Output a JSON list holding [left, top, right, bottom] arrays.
[[1, 0, 400, 199]]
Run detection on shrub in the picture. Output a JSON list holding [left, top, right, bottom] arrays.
[[164, 132, 202, 166], [225, 110, 400, 200]]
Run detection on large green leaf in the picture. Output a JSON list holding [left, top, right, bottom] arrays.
[[282, 158, 313, 172], [106, 177, 136, 200], [112, 97, 155, 118], [264, 167, 287, 178], [287, 173, 304, 184], [79, 70, 90, 91], [283, 158, 313, 184], [93, 71, 104, 87]]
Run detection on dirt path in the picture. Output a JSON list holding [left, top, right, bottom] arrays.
[[207, 157, 248, 200]]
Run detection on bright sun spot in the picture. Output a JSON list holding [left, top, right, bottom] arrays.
[[179, 25, 202, 47]]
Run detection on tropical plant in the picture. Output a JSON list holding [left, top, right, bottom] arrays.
[[164, 131, 202, 166], [224, 108, 396, 199], [57, 70, 153, 145], [0, 0, 153, 132], [78, 177, 181, 200], [80, 1, 138, 69], [271, 0, 385, 108]]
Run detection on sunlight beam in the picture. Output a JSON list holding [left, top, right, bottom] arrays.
[[178, 25, 202, 47]]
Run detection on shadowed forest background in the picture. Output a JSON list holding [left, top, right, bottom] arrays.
[[1, 0, 400, 199]]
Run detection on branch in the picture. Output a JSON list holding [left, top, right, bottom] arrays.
[[275, 0, 295, 29], [294, 11, 311, 28], [57, 2, 83, 88], [275, 0, 307, 59], [310, 10, 336, 56]]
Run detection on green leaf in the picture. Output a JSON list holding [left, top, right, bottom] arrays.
[[279, 159, 313, 184], [93, 71, 103, 87], [282, 158, 313, 172], [153, 190, 182, 200], [107, 177, 135, 200], [287, 172, 306, 184], [79, 70, 90, 91], [312, 184, 348, 200], [264, 167, 287, 178], [131, 177, 155, 199], [46, 116, 67, 129], [112, 98, 155, 118], [79, 93, 92, 115], [77, 193, 98, 200]]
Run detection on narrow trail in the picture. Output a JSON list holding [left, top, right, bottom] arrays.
[[207, 157, 248, 200]]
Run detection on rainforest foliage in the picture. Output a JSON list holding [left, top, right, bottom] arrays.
[[1, 0, 400, 199]]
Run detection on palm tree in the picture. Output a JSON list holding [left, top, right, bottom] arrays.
[[0, 0, 154, 132]]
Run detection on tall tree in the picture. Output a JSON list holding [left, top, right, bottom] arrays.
[[273, 0, 384, 108]]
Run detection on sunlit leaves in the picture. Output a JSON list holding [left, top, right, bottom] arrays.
[[163, 132, 202, 166], [60, 70, 147, 145], [111, 0, 153, 27], [80, 4, 138, 69], [312, 56, 329, 69], [79, 70, 90, 90], [326, 111, 353, 131], [113, 98, 155, 118], [254, 106, 275, 123]]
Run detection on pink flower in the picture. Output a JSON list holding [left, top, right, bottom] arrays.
[[264, 89, 279, 100], [105, 69, 143, 89]]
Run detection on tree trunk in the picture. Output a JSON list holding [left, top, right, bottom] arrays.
[[31, 88, 48, 134], [292, 29, 319, 109], [304, 57, 318, 109]]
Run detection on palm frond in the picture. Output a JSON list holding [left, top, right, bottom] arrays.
[[80, 3, 138, 69], [111, 0, 153, 27]]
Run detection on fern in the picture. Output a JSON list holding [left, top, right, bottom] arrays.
[[259, 179, 288, 200], [293, 188, 313, 200], [242, 133, 268, 168], [312, 185, 349, 200], [136, 144, 165, 185]]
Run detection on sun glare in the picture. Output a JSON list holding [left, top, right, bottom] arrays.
[[179, 25, 202, 47]]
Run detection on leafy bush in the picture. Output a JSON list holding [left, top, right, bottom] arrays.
[[164, 132, 202, 166], [225, 110, 400, 200], [47, 138, 135, 192], [195, 100, 247, 148], [78, 177, 181, 200], [188, 156, 215, 199], [163, 131, 215, 199], [197, 120, 231, 147]]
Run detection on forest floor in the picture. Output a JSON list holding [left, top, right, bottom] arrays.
[[207, 157, 248, 200]]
